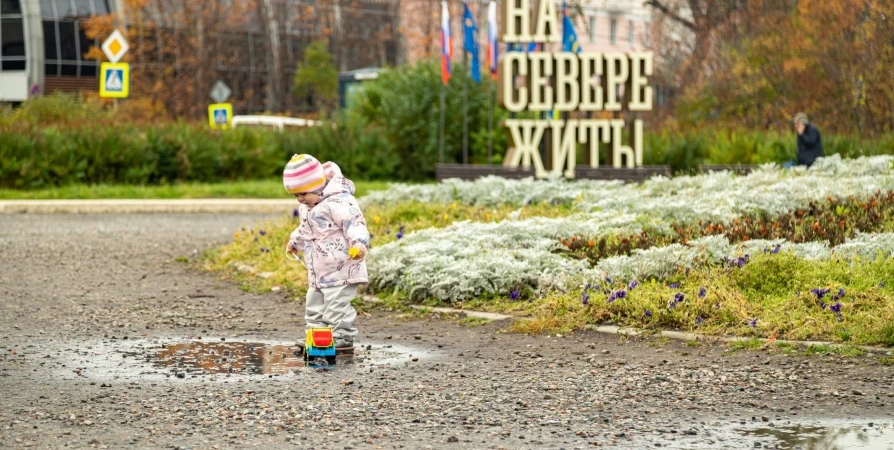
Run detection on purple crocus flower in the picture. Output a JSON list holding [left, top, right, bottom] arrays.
[[698, 287, 707, 298], [605, 276, 613, 284], [607, 290, 627, 303], [260, 247, 269, 253], [819, 301, 827, 310], [674, 292, 685, 304], [582, 292, 589, 305], [749, 318, 757, 328], [838, 288, 845, 297], [770, 244, 782, 254], [396, 231, 404, 239], [259, 230, 266, 236], [509, 290, 520, 301], [645, 310, 653, 317], [292, 209, 300, 218], [668, 282, 680, 289], [736, 258, 746, 269], [628, 280, 639, 290], [585, 283, 591, 291], [830, 302, 842, 313], [697, 316, 703, 326], [667, 300, 676, 310]]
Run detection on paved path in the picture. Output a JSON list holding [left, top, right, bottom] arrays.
[[0, 199, 297, 214], [1, 214, 892, 449]]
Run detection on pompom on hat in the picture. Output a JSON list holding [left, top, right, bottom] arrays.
[[283, 154, 327, 194]]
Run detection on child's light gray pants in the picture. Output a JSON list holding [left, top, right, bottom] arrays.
[[305, 284, 358, 341]]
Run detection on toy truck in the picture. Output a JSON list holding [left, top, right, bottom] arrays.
[[303, 327, 337, 366]]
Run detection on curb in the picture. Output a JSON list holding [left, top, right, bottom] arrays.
[[584, 325, 892, 353], [358, 295, 514, 321], [0, 199, 296, 214], [359, 295, 893, 354]]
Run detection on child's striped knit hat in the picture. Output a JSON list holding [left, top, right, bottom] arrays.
[[283, 154, 326, 194]]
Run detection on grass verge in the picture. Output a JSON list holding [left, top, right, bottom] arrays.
[[201, 200, 577, 298], [507, 253, 894, 346], [201, 198, 894, 346], [0, 179, 391, 200]]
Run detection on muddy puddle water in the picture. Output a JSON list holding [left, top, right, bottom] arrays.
[[733, 420, 894, 450], [55, 338, 428, 382]]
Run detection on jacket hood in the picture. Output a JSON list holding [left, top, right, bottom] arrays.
[[320, 162, 355, 198]]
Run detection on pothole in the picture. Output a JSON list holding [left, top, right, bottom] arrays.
[[55, 337, 429, 382]]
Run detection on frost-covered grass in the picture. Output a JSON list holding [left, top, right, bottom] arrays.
[[369, 156, 894, 301], [201, 201, 575, 295], [204, 155, 894, 344]]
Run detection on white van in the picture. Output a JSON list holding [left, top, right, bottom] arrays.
[[230, 115, 320, 131]]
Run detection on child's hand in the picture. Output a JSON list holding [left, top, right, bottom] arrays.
[[348, 247, 366, 260], [286, 243, 298, 254]]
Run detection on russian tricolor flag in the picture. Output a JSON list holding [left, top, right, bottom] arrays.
[[487, 0, 498, 80], [440, 1, 453, 86]]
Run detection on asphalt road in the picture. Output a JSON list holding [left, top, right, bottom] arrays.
[[1, 214, 892, 449]]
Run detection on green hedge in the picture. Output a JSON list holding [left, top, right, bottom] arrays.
[[4, 89, 894, 188], [0, 122, 406, 188]]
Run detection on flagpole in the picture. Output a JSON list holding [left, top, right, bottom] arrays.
[[463, 48, 468, 165], [488, 81, 494, 164], [440, 82, 446, 164]]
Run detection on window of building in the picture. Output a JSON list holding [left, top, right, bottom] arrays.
[[73, 0, 93, 15], [588, 16, 595, 42], [610, 18, 617, 45], [42, 0, 104, 77], [628, 21, 634, 44], [0, 3, 25, 71], [1, 0, 22, 15]]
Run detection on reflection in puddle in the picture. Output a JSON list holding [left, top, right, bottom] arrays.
[[152, 341, 346, 375], [738, 422, 894, 450]]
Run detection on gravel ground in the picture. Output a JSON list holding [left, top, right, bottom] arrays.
[[1, 214, 893, 450]]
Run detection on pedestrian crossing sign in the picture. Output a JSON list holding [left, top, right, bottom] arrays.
[[99, 62, 129, 98], [208, 103, 233, 129]]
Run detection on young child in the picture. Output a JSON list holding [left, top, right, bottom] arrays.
[[284, 154, 370, 351]]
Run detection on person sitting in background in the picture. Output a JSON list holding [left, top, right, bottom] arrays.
[[793, 112, 824, 167]]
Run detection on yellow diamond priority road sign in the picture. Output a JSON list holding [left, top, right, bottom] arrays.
[[101, 29, 129, 64]]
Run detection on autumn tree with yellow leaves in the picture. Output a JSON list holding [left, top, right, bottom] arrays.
[[649, 0, 894, 135]]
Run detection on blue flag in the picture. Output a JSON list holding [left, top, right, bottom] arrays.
[[506, 42, 538, 52], [563, 15, 581, 53], [462, 3, 481, 84]]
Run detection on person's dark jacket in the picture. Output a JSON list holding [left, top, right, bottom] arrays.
[[797, 124, 824, 166]]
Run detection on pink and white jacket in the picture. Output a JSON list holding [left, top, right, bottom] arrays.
[[288, 163, 370, 289]]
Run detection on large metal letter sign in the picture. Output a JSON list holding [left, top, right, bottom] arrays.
[[498, 1, 653, 178]]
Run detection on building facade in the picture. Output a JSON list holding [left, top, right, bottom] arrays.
[[0, 0, 124, 102]]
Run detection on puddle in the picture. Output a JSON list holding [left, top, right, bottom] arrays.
[[148, 341, 351, 375], [737, 421, 894, 450], [53, 337, 429, 382]]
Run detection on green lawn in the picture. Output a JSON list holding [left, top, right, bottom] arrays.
[[0, 180, 392, 200]]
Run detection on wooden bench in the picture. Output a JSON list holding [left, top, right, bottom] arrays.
[[435, 164, 671, 182], [699, 164, 759, 175], [435, 164, 536, 181]]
